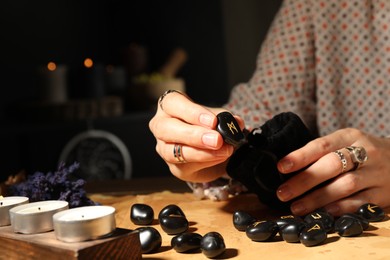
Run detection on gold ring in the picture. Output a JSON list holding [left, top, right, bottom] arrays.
[[173, 144, 186, 163]]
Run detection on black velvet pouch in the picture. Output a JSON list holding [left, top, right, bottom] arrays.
[[226, 112, 314, 212]]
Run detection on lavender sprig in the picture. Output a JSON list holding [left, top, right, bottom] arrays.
[[9, 162, 96, 208]]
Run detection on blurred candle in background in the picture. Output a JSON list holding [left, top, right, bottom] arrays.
[[38, 61, 68, 104], [83, 57, 105, 99], [105, 64, 127, 96]]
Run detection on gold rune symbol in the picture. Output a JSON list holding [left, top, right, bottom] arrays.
[[253, 221, 266, 227], [311, 213, 322, 219], [280, 215, 295, 219], [367, 204, 379, 213], [227, 121, 238, 135], [307, 224, 322, 232]]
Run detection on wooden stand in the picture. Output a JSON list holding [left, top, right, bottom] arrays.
[[0, 226, 141, 260]]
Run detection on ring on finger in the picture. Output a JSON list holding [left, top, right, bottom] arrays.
[[158, 89, 182, 111], [345, 146, 368, 170], [173, 143, 186, 163], [333, 150, 348, 173]]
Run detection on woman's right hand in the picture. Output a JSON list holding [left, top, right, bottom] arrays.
[[148, 91, 242, 183]]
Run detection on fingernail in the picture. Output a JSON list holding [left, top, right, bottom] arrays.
[[277, 185, 293, 201], [325, 205, 340, 215], [291, 201, 307, 215], [279, 159, 293, 172], [202, 133, 218, 148], [199, 113, 214, 127]]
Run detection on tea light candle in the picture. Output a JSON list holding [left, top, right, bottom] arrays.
[[53, 205, 116, 243], [38, 62, 68, 104], [0, 196, 29, 226], [10, 200, 69, 234]]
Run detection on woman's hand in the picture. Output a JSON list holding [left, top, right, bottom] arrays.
[[149, 91, 244, 183], [276, 128, 390, 216]]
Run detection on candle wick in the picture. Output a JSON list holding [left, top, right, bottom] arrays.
[[82, 215, 84, 218], [0, 202, 2, 206], [38, 207, 41, 211]]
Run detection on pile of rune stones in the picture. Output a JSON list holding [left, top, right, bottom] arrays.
[[130, 202, 386, 258], [130, 203, 225, 258], [234, 203, 385, 247]]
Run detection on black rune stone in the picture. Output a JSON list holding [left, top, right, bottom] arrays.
[[130, 203, 154, 225], [216, 112, 246, 147], [233, 211, 257, 231], [158, 204, 186, 221], [334, 216, 363, 237], [299, 222, 327, 247], [340, 213, 370, 230], [160, 215, 189, 235], [279, 221, 307, 243], [357, 203, 385, 222], [171, 232, 203, 253], [245, 220, 279, 242], [200, 232, 226, 258], [136, 227, 162, 254], [304, 211, 334, 233]]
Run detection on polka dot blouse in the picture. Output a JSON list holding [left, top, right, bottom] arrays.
[[225, 0, 390, 137]]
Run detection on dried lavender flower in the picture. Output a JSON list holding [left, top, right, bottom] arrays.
[[9, 162, 96, 208]]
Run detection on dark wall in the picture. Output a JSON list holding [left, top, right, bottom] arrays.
[[0, 0, 228, 119]]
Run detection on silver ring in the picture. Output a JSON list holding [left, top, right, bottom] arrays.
[[345, 146, 368, 171], [173, 144, 186, 163], [158, 89, 182, 111], [334, 150, 348, 173]]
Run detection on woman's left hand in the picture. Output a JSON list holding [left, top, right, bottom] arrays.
[[276, 128, 390, 216]]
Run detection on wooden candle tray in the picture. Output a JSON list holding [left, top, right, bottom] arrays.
[[0, 226, 141, 260]]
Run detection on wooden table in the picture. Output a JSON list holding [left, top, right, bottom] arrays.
[[89, 177, 390, 260]]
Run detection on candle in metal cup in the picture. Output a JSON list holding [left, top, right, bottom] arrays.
[[53, 205, 116, 242], [0, 196, 29, 226], [10, 200, 69, 234]]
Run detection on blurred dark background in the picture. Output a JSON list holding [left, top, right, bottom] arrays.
[[0, 0, 282, 181]]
